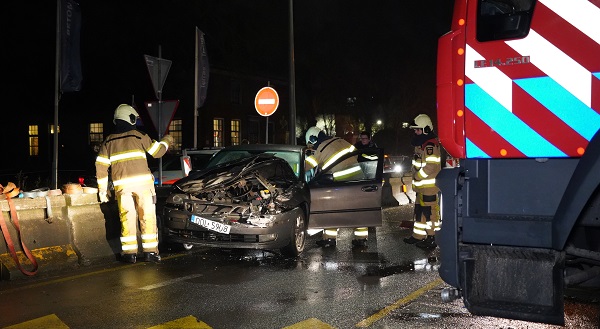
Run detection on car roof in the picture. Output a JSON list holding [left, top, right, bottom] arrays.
[[214, 144, 306, 152], [183, 148, 222, 155]]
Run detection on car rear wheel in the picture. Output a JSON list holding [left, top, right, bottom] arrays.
[[281, 210, 306, 257]]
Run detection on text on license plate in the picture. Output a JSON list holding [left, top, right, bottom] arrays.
[[191, 215, 231, 234]]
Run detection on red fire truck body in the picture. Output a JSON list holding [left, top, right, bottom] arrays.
[[436, 0, 600, 324]]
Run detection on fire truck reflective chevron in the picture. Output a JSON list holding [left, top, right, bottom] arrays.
[[459, 0, 600, 159]]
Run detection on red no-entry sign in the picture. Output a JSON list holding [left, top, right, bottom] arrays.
[[255, 87, 279, 117]]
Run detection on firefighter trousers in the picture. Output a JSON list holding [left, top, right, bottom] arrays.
[[116, 186, 159, 255], [411, 192, 441, 239]]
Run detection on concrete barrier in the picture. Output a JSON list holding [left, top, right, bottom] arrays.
[[0, 194, 120, 280]]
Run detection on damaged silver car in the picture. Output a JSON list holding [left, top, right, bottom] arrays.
[[162, 147, 310, 257], [160, 143, 384, 257]]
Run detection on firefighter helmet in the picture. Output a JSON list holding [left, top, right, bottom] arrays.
[[409, 114, 434, 134], [305, 126, 322, 145], [113, 104, 139, 125]]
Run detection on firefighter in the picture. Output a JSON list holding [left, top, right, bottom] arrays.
[[403, 114, 442, 249], [96, 104, 174, 264], [304, 126, 368, 247]]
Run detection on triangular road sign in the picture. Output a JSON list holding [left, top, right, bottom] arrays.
[[144, 54, 172, 99], [145, 100, 179, 137]]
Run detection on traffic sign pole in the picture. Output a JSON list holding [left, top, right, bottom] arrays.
[[255, 86, 279, 144]]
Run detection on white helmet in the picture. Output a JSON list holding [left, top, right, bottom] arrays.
[[113, 104, 139, 125], [409, 114, 434, 134], [305, 126, 322, 145]]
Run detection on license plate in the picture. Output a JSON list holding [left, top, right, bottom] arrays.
[[191, 215, 231, 234]]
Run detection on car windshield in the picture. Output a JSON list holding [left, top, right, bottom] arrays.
[[206, 150, 303, 178]]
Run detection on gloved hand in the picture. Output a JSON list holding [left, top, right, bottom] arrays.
[[162, 134, 174, 146], [98, 190, 109, 203]]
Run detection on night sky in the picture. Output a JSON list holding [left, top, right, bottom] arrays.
[[4, 0, 453, 155]]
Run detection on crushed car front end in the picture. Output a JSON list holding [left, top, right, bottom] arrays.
[[161, 154, 310, 254]]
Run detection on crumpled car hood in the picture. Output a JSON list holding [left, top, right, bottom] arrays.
[[170, 154, 307, 221]]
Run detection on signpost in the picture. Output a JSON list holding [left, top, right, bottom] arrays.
[[144, 47, 173, 186], [255, 86, 279, 144]]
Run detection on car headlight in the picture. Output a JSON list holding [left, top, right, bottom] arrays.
[[166, 193, 186, 205], [393, 164, 402, 173]]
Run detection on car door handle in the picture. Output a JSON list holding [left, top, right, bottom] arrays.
[[361, 185, 378, 192]]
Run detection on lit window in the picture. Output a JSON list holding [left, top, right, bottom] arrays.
[[29, 125, 39, 156], [89, 123, 104, 144], [213, 118, 223, 147], [231, 119, 241, 145], [168, 119, 182, 152]]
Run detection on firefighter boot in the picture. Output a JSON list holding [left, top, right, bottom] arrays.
[[121, 253, 137, 264], [416, 236, 437, 249], [316, 238, 336, 248], [143, 252, 162, 263], [351, 239, 367, 248], [403, 236, 422, 244]]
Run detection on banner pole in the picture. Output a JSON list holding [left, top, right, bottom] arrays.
[[52, 0, 61, 189]]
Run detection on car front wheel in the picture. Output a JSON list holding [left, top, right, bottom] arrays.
[[281, 210, 306, 257]]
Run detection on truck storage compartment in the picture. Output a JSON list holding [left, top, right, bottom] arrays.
[[460, 244, 564, 325]]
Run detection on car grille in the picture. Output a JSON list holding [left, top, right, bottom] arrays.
[[172, 229, 260, 243]]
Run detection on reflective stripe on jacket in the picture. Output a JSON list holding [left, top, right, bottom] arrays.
[[305, 137, 363, 181], [96, 130, 168, 191], [412, 138, 441, 195]]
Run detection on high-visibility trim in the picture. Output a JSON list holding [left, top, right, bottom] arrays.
[[361, 154, 378, 160], [142, 242, 159, 249], [466, 84, 567, 157], [322, 145, 356, 170], [306, 156, 318, 168], [507, 29, 591, 107], [110, 151, 147, 163], [543, 0, 600, 43], [413, 178, 436, 187], [353, 230, 369, 237], [121, 244, 138, 251], [96, 156, 111, 165], [418, 168, 428, 178], [324, 229, 339, 236], [413, 227, 427, 236], [120, 235, 137, 243], [113, 174, 154, 187], [513, 77, 600, 141], [425, 156, 441, 163], [412, 160, 425, 168], [141, 233, 158, 240], [465, 45, 514, 112], [414, 222, 428, 229], [332, 165, 362, 179], [97, 177, 109, 189], [148, 141, 167, 156]]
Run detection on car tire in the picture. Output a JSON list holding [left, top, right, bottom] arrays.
[[281, 210, 306, 257]]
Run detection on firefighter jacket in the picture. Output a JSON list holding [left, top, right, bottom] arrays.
[[305, 137, 364, 181], [412, 138, 441, 195], [95, 129, 170, 193]]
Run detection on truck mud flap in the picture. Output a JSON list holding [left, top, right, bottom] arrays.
[[461, 245, 565, 325]]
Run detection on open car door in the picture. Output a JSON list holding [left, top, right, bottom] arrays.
[[308, 147, 384, 229]]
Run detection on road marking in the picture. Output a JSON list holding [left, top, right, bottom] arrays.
[[0, 254, 189, 294], [283, 318, 335, 329], [4, 314, 69, 329], [355, 278, 444, 327], [139, 274, 204, 291], [147, 315, 212, 329]]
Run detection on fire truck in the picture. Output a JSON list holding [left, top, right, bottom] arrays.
[[436, 0, 600, 325]]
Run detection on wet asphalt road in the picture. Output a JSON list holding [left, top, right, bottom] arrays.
[[1, 206, 598, 328], [0, 184, 598, 328]]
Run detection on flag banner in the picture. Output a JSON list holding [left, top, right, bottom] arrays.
[[60, 0, 82, 92], [196, 28, 210, 108]]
